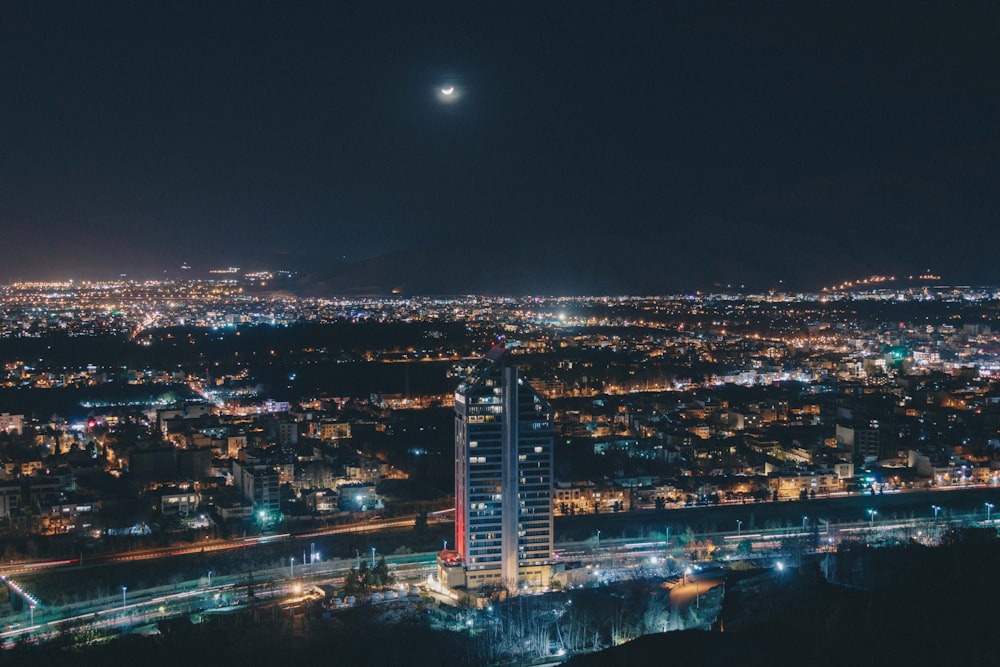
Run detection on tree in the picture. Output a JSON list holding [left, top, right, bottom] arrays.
[[678, 526, 696, 552], [373, 556, 394, 587], [344, 567, 362, 595], [942, 526, 998, 547]]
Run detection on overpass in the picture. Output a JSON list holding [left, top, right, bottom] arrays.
[[1, 575, 41, 614]]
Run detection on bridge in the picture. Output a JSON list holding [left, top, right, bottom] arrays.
[[0, 575, 41, 615]]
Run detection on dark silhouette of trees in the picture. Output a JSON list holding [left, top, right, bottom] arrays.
[[343, 556, 395, 595]]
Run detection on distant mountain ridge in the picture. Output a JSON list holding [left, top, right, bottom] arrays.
[[295, 151, 999, 296]]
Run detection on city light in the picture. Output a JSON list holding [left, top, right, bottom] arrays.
[[2, 3, 998, 663]]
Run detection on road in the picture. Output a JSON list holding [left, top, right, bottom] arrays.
[[1, 514, 424, 578], [3, 486, 1000, 648], [668, 577, 721, 611], [1, 548, 441, 648]]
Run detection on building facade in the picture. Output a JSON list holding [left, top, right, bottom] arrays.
[[453, 348, 554, 593], [0, 413, 24, 435], [232, 460, 280, 522]]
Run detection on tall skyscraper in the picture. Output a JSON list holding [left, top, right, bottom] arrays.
[[452, 347, 554, 593]]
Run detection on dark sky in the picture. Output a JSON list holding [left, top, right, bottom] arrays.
[[1, 2, 998, 287]]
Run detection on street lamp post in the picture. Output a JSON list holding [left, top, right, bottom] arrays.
[[289, 556, 295, 577], [802, 515, 808, 530], [868, 509, 877, 528], [29, 604, 34, 626], [121, 585, 127, 611], [596, 529, 601, 550], [684, 567, 699, 608], [986, 503, 994, 522], [207, 570, 212, 587], [371, 546, 376, 568], [736, 519, 742, 537], [932, 505, 941, 520]]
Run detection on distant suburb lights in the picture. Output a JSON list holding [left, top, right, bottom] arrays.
[[437, 83, 461, 104]]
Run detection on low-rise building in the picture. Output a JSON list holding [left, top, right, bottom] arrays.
[[770, 472, 843, 500], [160, 491, 201, 516], [337, 483, 381, 512]]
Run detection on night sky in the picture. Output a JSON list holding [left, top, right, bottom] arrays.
[[1, 2, 998, 290]]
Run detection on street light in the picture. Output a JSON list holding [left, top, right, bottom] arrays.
[[986, 503, 995, 522], [121, 585, 127, 610], [684, 567, 699, 608], [867, 509, 877, 528], [596, 529, 601, 550], [371, 546, 377, 568], [736, 519, 742, 537], [802, 515, 808, 530], [29, 604, 34, 626], [207, 570, 213, 587], [289, 556, 295, 577], [932, 505, 941, 520]]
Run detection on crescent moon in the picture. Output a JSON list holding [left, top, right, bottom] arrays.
[[441, 86, 455, 95]]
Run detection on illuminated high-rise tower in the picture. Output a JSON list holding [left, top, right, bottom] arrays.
[[452, 347, 553, 593]]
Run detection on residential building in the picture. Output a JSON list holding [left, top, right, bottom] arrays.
[[232, 460, 280, 522]]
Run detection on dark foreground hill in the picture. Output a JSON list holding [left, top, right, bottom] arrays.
[[568, 529, 1000, 667]]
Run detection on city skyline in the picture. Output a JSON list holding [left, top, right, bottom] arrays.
[[2, 3, 999, 290], [2, 0, 1000, 651], [3, 276, 1000, 661]]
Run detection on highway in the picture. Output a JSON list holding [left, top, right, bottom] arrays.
[[3, 487, 1000, 648], [0, 515, 425, 578], [0, 549, 441, 648]]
